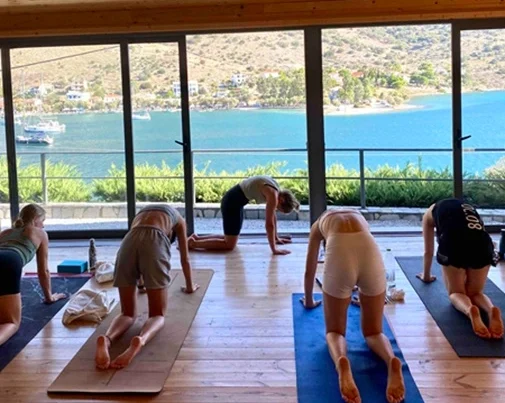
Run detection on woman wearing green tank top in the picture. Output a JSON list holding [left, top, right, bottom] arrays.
[[0, 204, 66, 346], [188, 175, 300, 255]]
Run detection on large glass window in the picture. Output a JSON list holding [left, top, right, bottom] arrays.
[[461, 29, 505, 217], [322, 25, 452, 223], [0, 52, 9, 229], [128, 43, 185, 219], [11, 45, 127, 231], [187, 31, 309, 235]]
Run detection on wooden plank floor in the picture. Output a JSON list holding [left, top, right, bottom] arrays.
[[1, 236, 505, 402]]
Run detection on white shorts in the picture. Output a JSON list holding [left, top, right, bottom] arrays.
[[322, 231, 386, 299]]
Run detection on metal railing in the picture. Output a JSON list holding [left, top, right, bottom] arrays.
[[3, 147, 505, 208]]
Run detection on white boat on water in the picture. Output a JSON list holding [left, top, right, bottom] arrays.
[[16, 133, 54, 145], [24, 118, 66, 134], [132, 111, 151, 121]]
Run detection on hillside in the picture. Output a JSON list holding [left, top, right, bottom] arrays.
[[4, 25, 505, 109]]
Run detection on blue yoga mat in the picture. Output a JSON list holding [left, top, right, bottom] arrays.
[[292, 293, 424, 403], [0, 276, 89, 372], [396, 256, 505, 357]]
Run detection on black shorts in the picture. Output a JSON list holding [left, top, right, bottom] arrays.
[[221, 184, 249, 236], [0, 249, 24, 296], [436, 232, 495, 269]]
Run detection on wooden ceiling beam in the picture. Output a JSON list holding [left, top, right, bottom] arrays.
[[0, 1, 504, 38]]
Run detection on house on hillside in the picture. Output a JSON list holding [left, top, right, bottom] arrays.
[[104, 94, 123, 104], [231, 73, 246, 87], [214, 83, 229, 98], [69, 80, 88, 92], [172, 81, 199, 96], [66, 90, 91, 102]]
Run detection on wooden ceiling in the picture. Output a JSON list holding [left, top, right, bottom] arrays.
[[0, 0, 504, 38]]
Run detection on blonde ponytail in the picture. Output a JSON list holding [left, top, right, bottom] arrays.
[[13, 204, 46, 228], [13, 218, 24, 228]]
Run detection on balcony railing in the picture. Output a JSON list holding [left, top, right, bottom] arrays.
[[3, 147, 505, 208]]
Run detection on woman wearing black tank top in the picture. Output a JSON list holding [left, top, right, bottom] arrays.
[[418, 198, 504, 339]]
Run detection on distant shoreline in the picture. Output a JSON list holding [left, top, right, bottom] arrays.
[[9, 88, 505, 119]]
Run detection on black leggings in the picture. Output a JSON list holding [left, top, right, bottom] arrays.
[[0, 249, 24, 296], [221, 185, 249, 236]]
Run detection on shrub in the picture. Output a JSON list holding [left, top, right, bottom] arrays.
[[6, 157, 505, 209]]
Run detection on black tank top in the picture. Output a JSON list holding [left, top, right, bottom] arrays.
[[432, 198, 485, 241]]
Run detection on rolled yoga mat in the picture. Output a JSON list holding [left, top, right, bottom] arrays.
[[292, 293, 424, 403], [48, 269, 213, 394], [0, 276, 89, 372], [396, 256, 505, 357]]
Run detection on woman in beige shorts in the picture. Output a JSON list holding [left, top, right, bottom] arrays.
[[301, 209, 405, 403], [95, 205, 199, 370]]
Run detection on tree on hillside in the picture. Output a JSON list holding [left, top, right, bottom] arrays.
[[410, 62, 437, 87]]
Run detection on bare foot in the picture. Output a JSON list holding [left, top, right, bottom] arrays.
[[187, 237, 196, 250], [95, 335, 111, 370], [337, 357, 361, 403], [489, 307, 504, 339], [386, 357, 405, 403], [110, 336, 143, 369], [469, 305, 491, 338]]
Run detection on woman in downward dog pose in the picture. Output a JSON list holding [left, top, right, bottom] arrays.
[[302, 209, 405, 403], [418, 198, 503, 339], [95, 204, 199, 370]]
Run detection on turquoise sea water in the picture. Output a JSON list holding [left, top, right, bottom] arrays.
[[7, 90, 505, 178]]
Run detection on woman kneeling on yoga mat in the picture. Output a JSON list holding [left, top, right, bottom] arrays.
[[0, 204, 67, 346], [95, 204, 199, 370], [302, 209, 405, 403], [187, 175, 299, 255], [418, 198, 504, 339]]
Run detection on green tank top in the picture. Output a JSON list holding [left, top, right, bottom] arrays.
[[0, 228, 37, 266]]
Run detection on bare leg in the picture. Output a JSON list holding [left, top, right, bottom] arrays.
[[110, 287, 168, 369], [0, 294, 21, 346], [360, 292, 405, 403], [466, 266, 504, 339], [95, 286, 137, 369], [190, 234, 225, 240], [442, 266, 490, 338], [323, 292, 360, 403], [188, 234, 238, 251]]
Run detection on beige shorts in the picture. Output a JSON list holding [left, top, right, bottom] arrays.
[[113, 225, 171, 289], [323, 231, 386, 298]]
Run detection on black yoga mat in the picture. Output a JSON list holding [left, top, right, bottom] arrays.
[[396, 256, 505, 357], [0, 276, 89, 372]]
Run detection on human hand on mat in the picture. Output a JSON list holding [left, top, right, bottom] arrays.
[[273, 248, 291, 255], [300, 297, 322, 309], [44, 292, 67, 304], [275, 236, 293, 245], [416, 273, 436, 283], [181, 283, 200, 294]]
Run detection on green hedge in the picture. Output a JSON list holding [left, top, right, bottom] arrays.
[[5, 157, 505, 208]]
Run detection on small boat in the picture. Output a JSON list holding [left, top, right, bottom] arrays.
[[16, 133, 54, 145], [132, 111, 151, 120], [24, 118, 66, 134]]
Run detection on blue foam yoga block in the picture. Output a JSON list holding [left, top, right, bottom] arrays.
[[57, 260, 88, 274]]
